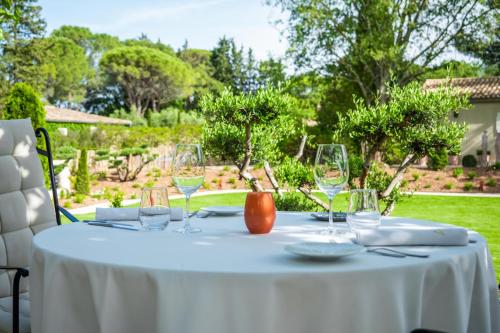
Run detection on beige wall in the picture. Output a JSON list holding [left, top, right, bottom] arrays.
[[451, 101, 499, 162]]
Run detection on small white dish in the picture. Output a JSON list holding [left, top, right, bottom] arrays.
[[310, 212, 347, 222], [285, 242, 365, 260], [200, 206, 244, 216]]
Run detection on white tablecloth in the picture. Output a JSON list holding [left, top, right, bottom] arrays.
[[30, 213, 499, 333]]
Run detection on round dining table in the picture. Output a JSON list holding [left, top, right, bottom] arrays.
[[30, 212, 499, 333]]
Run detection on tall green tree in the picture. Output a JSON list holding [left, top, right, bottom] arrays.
[[0, 0, 47, 90], [43, 36, 90, 105], [210, 37, 258, 93], [75, 148, 90, 195], [268, 0, 496, 105], [52, 26, 120, 65], [99, 46, 194, 116]]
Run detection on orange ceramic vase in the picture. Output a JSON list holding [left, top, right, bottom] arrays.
[[244, 192, 276, 234]]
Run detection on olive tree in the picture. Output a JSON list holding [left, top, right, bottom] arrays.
[[336, 82, 470, 214], [200, 87, 297, 191]]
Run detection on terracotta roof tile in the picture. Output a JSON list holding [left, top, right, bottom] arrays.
[[45, 106, 132, 126], [423, 76, 500, 100]]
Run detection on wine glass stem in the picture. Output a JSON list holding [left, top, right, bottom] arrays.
[[185, 195, 191, 229], [328, 196, 334, 233]]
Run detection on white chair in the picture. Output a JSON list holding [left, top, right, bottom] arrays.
[[0, 119, 75, 333]]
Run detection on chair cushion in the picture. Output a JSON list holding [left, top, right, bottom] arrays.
[[0, 119, 57, 298], [0, 292, 30, 333]]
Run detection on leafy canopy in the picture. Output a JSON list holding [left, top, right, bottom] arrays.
[[100, 46, 195, 115], [200, 87, 298, 166], [337, 82, 471, 159]]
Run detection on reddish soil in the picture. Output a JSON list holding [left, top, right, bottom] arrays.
[[61, 165, 500, 209]]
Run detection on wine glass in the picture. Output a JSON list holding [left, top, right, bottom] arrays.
[[139, 187, 171, 231], [172, 144, 205, 233], [313, 144, 349, 235], [347, 189, 381, 231]]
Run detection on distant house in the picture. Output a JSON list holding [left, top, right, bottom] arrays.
[[424, 77, 500, 164], [45, 106, 132, 126]]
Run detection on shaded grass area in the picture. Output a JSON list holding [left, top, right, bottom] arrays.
[[69, 193, 500, 283]]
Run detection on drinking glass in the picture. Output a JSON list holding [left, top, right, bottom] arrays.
[[139, 187, 171, 231], [313, 144, 349, 235], [347, 189, 381, 231], [172, 144, 205, 233]]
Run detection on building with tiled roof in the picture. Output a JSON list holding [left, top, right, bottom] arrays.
[[424, 77, 500, 165], [424, 77, 500, 102], [45, 106, 132, 126]]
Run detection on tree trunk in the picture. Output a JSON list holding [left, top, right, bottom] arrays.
[[264, 161, 283, 198], [240, 171, 264, 192], [240, 124, 252, 174], [382, 200, 395, 216], [294, 135, 308, 160], [298, 187, 329, 210], [380, 154, 415, 199]]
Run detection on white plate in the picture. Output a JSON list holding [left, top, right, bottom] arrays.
[[200, 206, 244, 216], [285, 242, 365, 260]]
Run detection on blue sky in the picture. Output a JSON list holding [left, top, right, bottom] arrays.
[[38, 0, 288, 59]]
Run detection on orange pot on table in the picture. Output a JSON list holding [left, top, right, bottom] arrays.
[[244, 192, 276, 234]]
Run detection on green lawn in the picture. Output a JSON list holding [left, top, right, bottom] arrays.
[[70, 193, 500, 283]]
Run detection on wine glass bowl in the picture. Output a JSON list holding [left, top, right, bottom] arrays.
[[313, 144, 349, 235], [172, 144, 205, 233]]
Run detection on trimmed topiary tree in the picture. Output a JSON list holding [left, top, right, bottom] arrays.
[[462, 154, 477, 168], [5, 83, 46, 128], [75, 149, 90, 195], [4, 83, 49, 185]]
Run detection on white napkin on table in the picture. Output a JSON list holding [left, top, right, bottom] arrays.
[[354, 225, 469, 246], [95, 207, 184, 222]]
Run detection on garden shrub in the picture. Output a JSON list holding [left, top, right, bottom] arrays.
[[273, 192, 319, 212], [94, 171, 107, 181], [5, 83, 46, 128], [444, 183, 453, 190], [274, 156, 314, 190], [412, 173, 420, 181], [486, 178, 496, 187], [463, 182, 473, 191], [55, 146, 77, 160], [4, 83, 49, 185], [109, 107, 147, 126], [467, 171, 476, 180], [75, 149, 90, 195], [110, 191, 124, 208], [149, 107, 179, 127], [428, 148, 448, 171], [73, 194, 86, 204], [462, 155, 477, 168], [452, 167, 464, 178], [492, 162, 500, 171]]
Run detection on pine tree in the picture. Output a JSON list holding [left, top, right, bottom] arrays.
[[75, 149, 90, 195]]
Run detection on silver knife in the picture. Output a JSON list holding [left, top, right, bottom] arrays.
[[86, 220, 139, 231]]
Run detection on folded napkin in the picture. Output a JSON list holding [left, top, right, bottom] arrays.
[[95, 207, 183, 221], [354, 225, 469, 246]]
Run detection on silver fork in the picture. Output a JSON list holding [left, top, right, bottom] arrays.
[[368, 247, 429, 258]]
